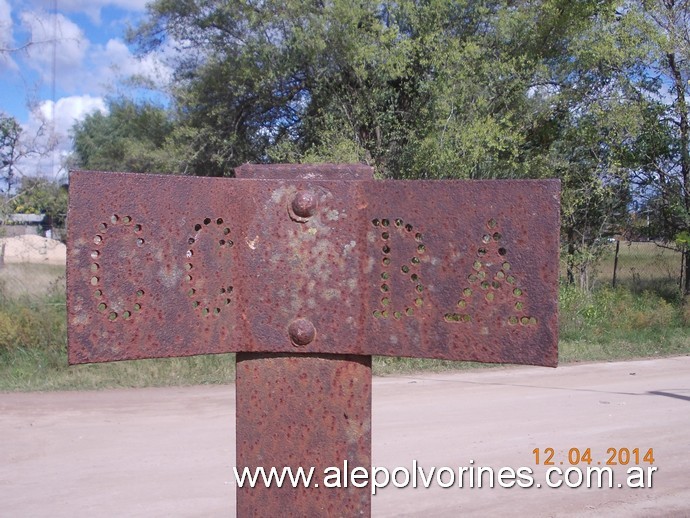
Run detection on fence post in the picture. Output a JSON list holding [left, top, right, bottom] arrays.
[[681, 246, 687, 295], [612, 239, 620, 288]]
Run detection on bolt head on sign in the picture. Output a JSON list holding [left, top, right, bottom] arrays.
[[289, 318, 316, 347], [66, 167, 559, 367], [291, 190, 318, 220]]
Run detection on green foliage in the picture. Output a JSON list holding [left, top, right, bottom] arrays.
[[71, 98, 176, 173], [0, 290, 66, 352], [559, 283, 684, 343], [608, 1, 690, 294], [557, 282, 690, 363], [0, 113, 23, 195], [675, 231, 690, 247], [124, 0, 621, 179], [10, 177, 68, 229]]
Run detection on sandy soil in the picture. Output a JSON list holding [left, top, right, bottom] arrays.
[[0, 234, 66, 265], [1, 356, 689, 517]]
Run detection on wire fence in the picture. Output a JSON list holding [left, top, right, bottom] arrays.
[[585, 241, 685, 295]]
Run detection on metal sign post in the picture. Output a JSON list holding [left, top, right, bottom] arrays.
[[67, 164, 559, 516]]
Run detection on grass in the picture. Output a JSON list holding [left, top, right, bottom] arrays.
[[372, 357, 499, 376], [0, 263, 237, 391], [595, 241, 683, 296], [558, 280, 690, 362], [0, 262, 688, 392], [0, 347, 237, 392], [0, 263, 66, 299]]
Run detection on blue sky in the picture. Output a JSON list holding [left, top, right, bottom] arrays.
[[0, 0, 171, 180]]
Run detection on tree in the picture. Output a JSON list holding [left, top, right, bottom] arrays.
[[10, 177, 68, 233], [1, 110, 56, 196], [602, 0, 690, 296], [70, 98, 176, 173], [123, 0, 632, 288], [127, 0, 617, 179], [1, 114, 25, 195], [104, 0, 688, 294], [1, 113, 44, 223]]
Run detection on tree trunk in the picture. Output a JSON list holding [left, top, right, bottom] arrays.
[[579, 263, 589, 292], [667, 51, 690, 298]]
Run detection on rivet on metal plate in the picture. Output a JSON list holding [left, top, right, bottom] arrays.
[[290, 190, 318, 221], [288, 318, 316, 347]]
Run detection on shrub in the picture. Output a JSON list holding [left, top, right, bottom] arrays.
[[559, 283, 684, 341], [0, 295, 66, 352]]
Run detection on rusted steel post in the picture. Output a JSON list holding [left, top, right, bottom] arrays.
[[235, 164, 374, 516], [236, 354, 371, 515]]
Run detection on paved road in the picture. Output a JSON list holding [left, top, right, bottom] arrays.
[[1, 356, 689, 517]]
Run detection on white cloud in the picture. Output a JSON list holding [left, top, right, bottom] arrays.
[[19, 95, 107, 179], [0, 0, 19, 71], [5, 3, 173, 178], [26, 0, 150, 24], [62, 0, 151, 11], [21, 10, 89, 87], [0, 0, 12, 46], [36, 95, 107, 135], [14, 7, 172, 97], [93, 38, 172, 88]]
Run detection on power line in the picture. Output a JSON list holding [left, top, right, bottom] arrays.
[[50, 0, 57, 180]]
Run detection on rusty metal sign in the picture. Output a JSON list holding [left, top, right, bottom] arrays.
[[67, 164, 560, 516], [67, 169, 559, 367]]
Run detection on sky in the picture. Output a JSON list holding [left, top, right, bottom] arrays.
[[0, 0, 171, 183]]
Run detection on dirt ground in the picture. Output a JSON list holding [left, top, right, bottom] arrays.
[[1, 356, 689, 517]]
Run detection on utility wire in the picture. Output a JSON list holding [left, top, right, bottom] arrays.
[[50, 0, 57, 180]]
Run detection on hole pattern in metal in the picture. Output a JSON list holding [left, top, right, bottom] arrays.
[[445, 218, 536, 327], [89, 214, 146, 323], [372, 217, 425, 320], [67, 170, 559, 367], [185, 217, 235, 318]]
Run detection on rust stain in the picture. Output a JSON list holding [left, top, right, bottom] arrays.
[[236, 353, 372, 517], [66, 163, 559, 517], [67, 168, 559, 367]]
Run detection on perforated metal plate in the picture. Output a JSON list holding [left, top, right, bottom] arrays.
[[67, 170, 559, 366]]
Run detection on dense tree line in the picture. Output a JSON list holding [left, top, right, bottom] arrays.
[[68, 0, 690, 295]]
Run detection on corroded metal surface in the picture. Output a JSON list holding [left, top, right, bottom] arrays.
[[236, 353, 371, 517], [67, 170, 559, 366], [235, 164, 373, 517], [67, 164, 559, 517]]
